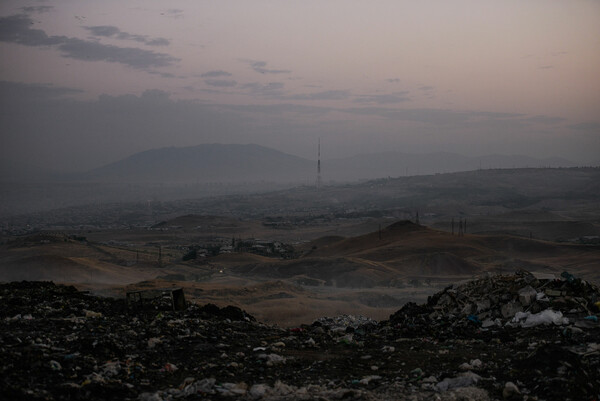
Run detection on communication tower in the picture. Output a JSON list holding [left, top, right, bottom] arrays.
[[317, 138, 322, 189]]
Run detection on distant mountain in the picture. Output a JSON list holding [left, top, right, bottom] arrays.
[[85, 144, 315, 183], [83, 144, 578, 184], [324, 152, 576, 181]]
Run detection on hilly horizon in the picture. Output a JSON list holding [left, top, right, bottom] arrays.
[[84, 143, 314, 184], [230, 220, 600, 286], [75, 143, 578, 184]]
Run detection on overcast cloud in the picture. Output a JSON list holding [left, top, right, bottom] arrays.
[[201, 70, 233, 78], [85, 25, 170, 46], [0, 14, 178, 70], [204, 79, 237, 87], [248, 61, 292, 75], [0, 1, 598, 172]]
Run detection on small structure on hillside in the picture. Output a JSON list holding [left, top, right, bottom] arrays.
[[126, 287, 186, 311]]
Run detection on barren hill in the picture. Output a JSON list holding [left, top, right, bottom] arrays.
[[230, 221, 600, 286]]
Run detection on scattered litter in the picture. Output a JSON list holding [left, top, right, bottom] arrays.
[[1, 273, 598, 401]]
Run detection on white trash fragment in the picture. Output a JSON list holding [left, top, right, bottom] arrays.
[[359, 375, 381, 385], [482, 318, 502, 328], [435, 371, 481, 391], [459, 359, 482, 371], [257, 353, 286, 366], [273, 381, 294, 396], [102, 361, 121, 376], [147, 337, 161, 349], [49, 360, 62, 371], [513, 309, 569, 327], [216, 382, 248, 396], [83, 310, 103, 318]]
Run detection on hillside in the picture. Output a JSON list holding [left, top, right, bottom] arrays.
[[230, 221, 600, 286], [326, 151, 575, 181], [81, 144, 577, 184]]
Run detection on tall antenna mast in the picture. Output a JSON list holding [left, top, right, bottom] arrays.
[[317, 138, 322, 189]]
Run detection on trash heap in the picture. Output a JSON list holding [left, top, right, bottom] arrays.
[[389, 269, 600, 335], [314, 315, 377, 333], [1, 272, 599, 401]]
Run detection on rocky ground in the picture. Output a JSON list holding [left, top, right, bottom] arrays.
[[1, 270, 599, 401]]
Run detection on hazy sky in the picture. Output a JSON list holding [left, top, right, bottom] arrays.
[[1, 0, 599, 171]]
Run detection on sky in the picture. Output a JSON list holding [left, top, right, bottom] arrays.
[[1, 0, 599, 172]]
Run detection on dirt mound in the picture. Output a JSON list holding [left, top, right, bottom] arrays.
[[301, 235, 346, 252], [389, 252, 482, 276], [477, 235, 564, 255], [0, 253, 162, 285], [213, 252, 273, 265], [231, 258, 384, 288], [1, 255, 88, 282], [384, 220, 425, 232], [196, 303, 256, 321]]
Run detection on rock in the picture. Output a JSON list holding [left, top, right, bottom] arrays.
[[263, 353, 286, 366], [476, 299, 491, 312], [249, 384, 268, 398], [359, 375, 381, 385], [442, 387, 490, 401], [436, 372, 481, 391], [502, 381, 520, 398], [138, 392, 162, 401], [518, 285, 537, 306], [382, 345, 395, 353], [501, 302, 523, 319]]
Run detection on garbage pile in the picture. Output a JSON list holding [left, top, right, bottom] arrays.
[[1, 272, 599, 401], [314, 315, 377, 333], [389, 269, 600, 334]]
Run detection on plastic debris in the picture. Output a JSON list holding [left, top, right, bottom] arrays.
[[512, 310, 569, 327], [1, 275, 599, 401]]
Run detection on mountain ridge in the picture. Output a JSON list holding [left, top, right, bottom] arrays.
[[9, 143, 579, 183]]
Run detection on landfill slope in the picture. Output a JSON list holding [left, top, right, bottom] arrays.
[[1, 270, 599, 401]]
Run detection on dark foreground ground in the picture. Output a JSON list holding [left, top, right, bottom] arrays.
[[1, 271, 599, 401]]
